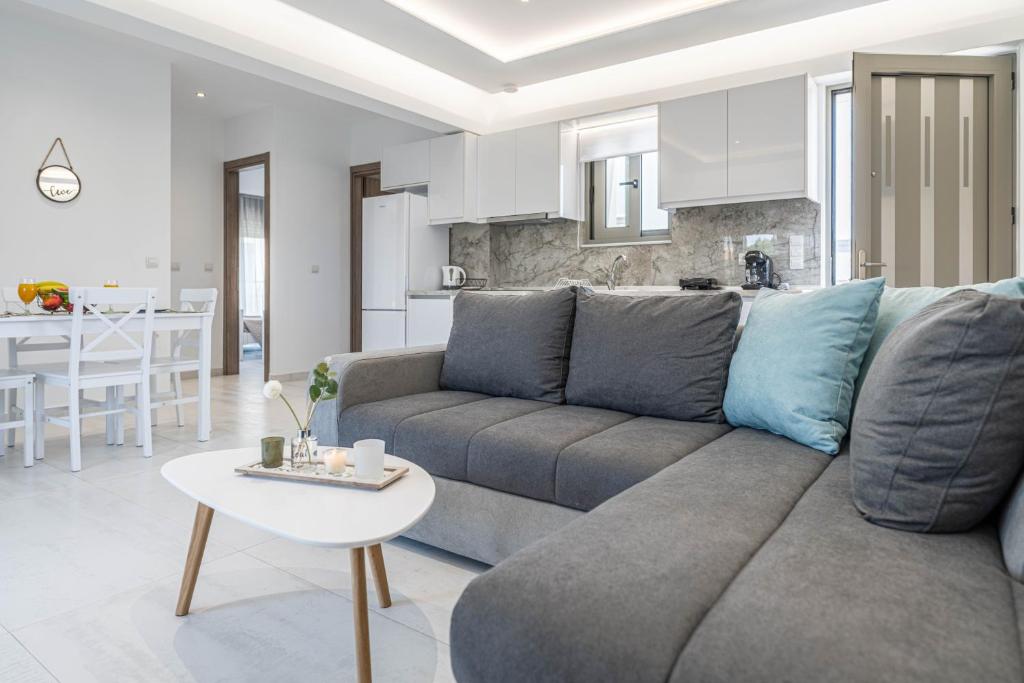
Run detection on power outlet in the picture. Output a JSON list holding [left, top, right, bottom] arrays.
[[145, 256, 159, 269]]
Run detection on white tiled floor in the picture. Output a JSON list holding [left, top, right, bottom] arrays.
[[0, 369, 485, 682]]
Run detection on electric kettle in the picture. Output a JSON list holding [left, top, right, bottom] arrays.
[[442, 265, 467, 289]]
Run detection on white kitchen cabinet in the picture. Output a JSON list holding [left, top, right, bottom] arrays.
[[659, 90, 728, 205], [476, 123, 580, 221], [406, 296, 454, 347], [659, 74, 815, 208], [382, 139, 429, 190], [514, 123, 560, 215], [727, 76, 806, 196], [477, 130, 517, 218], [428, 132, 478, 224]]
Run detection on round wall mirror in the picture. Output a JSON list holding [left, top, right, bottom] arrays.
[[37, 165, 81, 203]]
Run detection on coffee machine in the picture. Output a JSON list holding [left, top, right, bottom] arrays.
[[742, 250, 777, 290]]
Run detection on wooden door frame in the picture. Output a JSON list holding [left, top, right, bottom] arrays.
[[852, 53, 1014, 281], [350, 162, 385, 353], [224, 152, 271, 381]]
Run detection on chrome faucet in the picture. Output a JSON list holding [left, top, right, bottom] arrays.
[[607, 255, 627, 291]]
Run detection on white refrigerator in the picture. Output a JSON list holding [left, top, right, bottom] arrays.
[[362, 193, 449, 351]]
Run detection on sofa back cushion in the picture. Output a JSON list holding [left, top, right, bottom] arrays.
[[999, 476, 1024, 581], [564, 291, 741, 422], [724, 278, 885, 454], [851, 290, 1024, 533], [441, 288, 576, 403], [855, 277, 1024, 400]]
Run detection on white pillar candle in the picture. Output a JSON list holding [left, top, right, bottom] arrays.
[[323, 448, 348, 475], [353, 438, 386, 480]]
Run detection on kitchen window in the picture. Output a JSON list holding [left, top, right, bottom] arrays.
[[585, 151, 669, 244]]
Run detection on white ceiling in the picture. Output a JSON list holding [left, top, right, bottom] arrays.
[[280, 0, 882, 92], [18, 0, 1024, 134], [381, 0, 741, 63]]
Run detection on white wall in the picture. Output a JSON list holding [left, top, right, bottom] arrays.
[[170, 97, 225, 369], [271, 105, 353, 377], [0, 7, 171, 306], [349, 115, 436, 166]]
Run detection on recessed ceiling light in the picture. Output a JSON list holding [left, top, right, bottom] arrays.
[[502, 84, 519, 94], [195, 91, 206, 98]]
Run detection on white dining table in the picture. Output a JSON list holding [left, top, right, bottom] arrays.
[[0, 311, 214, 441]]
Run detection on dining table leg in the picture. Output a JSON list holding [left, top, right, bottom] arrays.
[[197, 315, 212, 442], [350, 547, 372, 683]]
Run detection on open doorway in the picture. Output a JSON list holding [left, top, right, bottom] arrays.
[[224, 153, 270, 381]]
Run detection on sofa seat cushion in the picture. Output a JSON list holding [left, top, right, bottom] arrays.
[[466, 405, 635, 503], [393, 397, 555, 480], [450, 429, 830, 683], [337, 390, 489, 453], [674, 455, 1023, 683], [555, 417, 732, 511]]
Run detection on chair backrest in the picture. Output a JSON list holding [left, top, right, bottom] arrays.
[[2, 288, 70, 366], [68, 287, 157, 381], [172, 289, 218, 358], [179, 288, 218, 314], [1, 287, 17, 314]]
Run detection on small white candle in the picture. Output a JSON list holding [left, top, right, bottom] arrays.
[[323, 448, 348, 475]]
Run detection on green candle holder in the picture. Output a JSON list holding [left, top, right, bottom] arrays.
[[261, 436, 285, 469]]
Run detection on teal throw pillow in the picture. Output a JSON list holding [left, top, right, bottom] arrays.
[[723, 278, 885, 454]]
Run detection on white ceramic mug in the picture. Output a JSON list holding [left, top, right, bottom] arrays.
[[353, 438, 386, 480]]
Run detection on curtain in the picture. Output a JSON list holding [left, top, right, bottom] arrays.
[[239, 194, 265, 318]]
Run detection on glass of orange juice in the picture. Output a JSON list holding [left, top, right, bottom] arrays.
[[103, 279, 118, 313], [17, 278, 37, 314]]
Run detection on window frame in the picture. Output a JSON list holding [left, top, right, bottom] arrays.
[[583, 152, 670, 246], [826, 84, 853, 285]]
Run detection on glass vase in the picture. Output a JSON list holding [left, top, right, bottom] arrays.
[[291, 430, 319, 470]]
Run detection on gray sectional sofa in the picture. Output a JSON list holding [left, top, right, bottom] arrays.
[[312, 287, 1024, 682]]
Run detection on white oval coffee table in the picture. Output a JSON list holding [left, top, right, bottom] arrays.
[[161, 448, 435, 683]]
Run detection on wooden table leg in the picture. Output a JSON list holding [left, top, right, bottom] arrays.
[[350, 547, 372, 683], [176, 503, 214, 616], [367, 544, 392, 608]]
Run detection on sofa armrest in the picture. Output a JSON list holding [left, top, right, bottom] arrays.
[[309, 345, 446, 446]]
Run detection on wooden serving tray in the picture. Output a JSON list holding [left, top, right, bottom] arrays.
[[234, 460, 409, 490]]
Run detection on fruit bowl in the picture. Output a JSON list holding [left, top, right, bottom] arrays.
[[35, 281, 69, 312]]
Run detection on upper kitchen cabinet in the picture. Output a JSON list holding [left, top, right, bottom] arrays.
[[727, 76, 807, 197], [428, 132, 478, 224], [477, 123, 581, 221], [477, 130, 518, 218], [514, 123, 560, 215], [659, 90, 728, 206], [659, 74, 816, 208], [381, 139, 430, 190]]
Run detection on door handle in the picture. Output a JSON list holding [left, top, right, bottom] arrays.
[[857, 249, 887, 280], [618, 179, 639, 189]]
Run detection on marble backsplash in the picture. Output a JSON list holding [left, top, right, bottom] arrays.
[[450, 198, 821, 288]]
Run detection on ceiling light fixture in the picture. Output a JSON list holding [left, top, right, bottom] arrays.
[[195, 91, 206, 98]]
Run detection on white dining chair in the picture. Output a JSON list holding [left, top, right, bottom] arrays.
[[24, 287, 157, 472], [0, 286, 70, 454], [0, 370, 34, 467], [144, 288, 218, 428]]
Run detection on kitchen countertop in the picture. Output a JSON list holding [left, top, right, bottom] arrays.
[[408, 285, 808, 298]]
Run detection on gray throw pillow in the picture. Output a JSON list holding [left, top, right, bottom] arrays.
[[565, 291, 742, 422], [851, 290, 1024, 533], [440, 288, 576, 403]]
